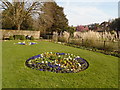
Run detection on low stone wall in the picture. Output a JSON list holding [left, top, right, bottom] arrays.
[[0, 30, 40, 39]]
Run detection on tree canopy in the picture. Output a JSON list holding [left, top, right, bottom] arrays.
[[37, 1, 68, 34], [110, 18, 120, 38]]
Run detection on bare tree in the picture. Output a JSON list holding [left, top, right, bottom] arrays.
[[0, 0, 41, 30]]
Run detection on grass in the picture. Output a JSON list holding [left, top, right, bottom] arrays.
[[2, 40, 118, 88]]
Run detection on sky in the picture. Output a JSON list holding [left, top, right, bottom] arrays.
[[56, 0, 119, 26], [1, 0, 119, 26]]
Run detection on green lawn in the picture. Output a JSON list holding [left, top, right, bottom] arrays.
[[2, 40, 118, 88]]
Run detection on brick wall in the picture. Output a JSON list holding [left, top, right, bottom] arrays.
[[0, 30, 40, 39]]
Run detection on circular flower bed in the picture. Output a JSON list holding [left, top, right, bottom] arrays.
[[15, 41, 37, 45], [25, 52, 89, 73]]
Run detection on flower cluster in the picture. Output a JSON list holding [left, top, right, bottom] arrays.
[[15, 41, 37, 45], [25, 52, 89, 73]]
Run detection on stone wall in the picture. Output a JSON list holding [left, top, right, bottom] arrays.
[[0, 30, 40, 39]]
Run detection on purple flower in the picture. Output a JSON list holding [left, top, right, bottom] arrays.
[[39, 69, 43, 71], [30, 54, 41, 59], [59, 53, 65, 55], [56, 52, 65, 55], [19, 43, 25, 45], [29, 42, 37, 45], [75, 57, 84, 60]]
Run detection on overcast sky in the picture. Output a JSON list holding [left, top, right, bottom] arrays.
[[56, 0, 119, 26]]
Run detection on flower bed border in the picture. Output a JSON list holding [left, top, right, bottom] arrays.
[[25, 52, 89, 73]]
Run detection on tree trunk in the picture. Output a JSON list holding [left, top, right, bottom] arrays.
[[44, 28, 46, 35], [17, 24, 21, 30], [116, 30, 119, 39]]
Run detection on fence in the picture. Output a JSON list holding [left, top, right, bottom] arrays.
[[57, 37, 119, 52], [0, 30, 40, 39], [40, 35, 53, 39]]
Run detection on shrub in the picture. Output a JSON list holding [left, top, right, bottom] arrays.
[[14, 35, 20, 40], [9, 36, 14, 40], [52, 35, 58, 42], [94, 42, 104, 50], [40, 37, 43, 39], [30, 36, 34, 40], [103, 42, 114, 51], [69, 39, 81, 45], [13, 35, 26, 40], [82, 39, 91, 47], [20, 35, 26, 40], [58, 37, 66, 42]]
